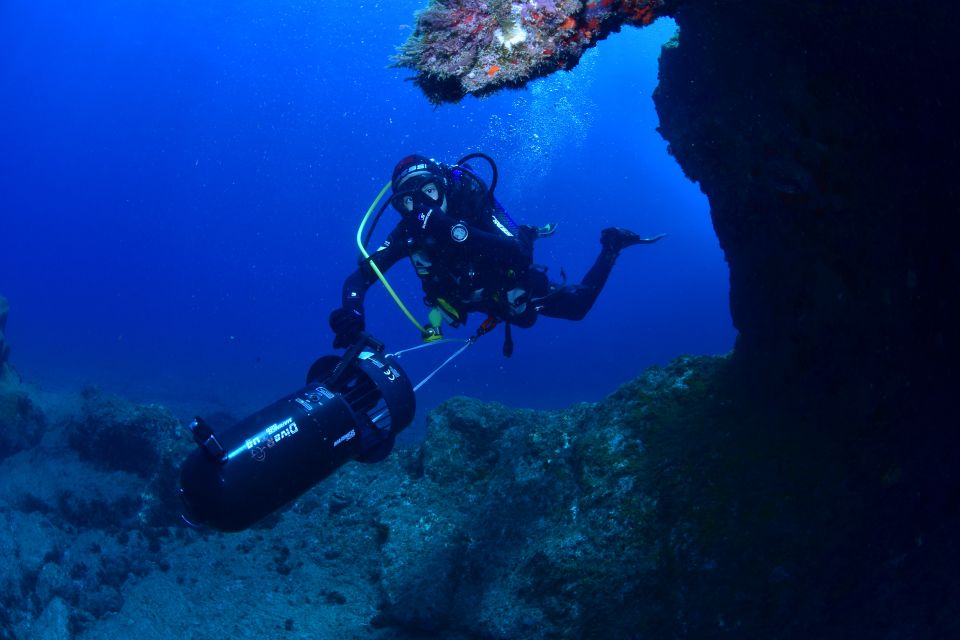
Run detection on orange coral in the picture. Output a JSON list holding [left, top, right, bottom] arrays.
[[487, 64, 500, 76], [629, 7, 655, 25], [624, 1, 658, 25]]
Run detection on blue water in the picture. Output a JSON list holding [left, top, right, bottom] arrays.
[[0, 1, 734, 427]]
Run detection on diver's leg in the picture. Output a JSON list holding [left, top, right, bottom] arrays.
[[536, 228, 664, 321]]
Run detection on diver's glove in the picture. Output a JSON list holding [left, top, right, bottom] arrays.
[[329, 307, 365, 349]]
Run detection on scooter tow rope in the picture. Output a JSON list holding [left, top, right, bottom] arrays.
[[387, 338, 474, 392]]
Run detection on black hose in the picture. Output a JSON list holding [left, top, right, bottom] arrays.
[[456, 152, 498, 198]]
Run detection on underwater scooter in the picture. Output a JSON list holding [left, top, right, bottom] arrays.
[[178, 332, 416, 532]]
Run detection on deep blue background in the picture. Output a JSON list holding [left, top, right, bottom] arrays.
[[0, 1, 734, 429]]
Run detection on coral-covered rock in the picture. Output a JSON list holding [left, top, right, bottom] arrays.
[[395, 0, 670, 103], [0, 386, 46, 460], [24, 597, 71, 640], [0, 298, 41, 460], [65, 387, 192, 526], [0, 426, 173, 637], [0, 509, 72, 638], [66, 388, 176, 477], [370, 356, 725, 639]]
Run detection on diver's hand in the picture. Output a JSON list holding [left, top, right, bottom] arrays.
[[329, 307, 365, 349]]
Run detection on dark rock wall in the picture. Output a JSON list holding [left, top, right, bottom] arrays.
[[655, 0, 960, 404], [650, 3, 960, 636]]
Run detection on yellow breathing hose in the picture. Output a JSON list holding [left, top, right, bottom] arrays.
[[356, 181, 430, 336]]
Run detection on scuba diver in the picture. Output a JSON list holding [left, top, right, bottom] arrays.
[[180, 153, 665, 532], [329, 153, 666, 354]]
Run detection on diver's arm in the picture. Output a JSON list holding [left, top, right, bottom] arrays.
[[416, 207, 530, 267], [340, 226, 407, 311]]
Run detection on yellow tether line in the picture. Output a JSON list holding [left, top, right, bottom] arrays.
[[356, 181, 429, 335]]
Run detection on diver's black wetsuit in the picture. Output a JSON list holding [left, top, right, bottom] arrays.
[[339, 163, 621, 330]]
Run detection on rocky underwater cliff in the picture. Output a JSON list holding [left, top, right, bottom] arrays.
[[3, 0, 960, 638], [1, 304, 868, 640]]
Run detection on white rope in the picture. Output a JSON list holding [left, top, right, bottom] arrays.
[[387, 338, 469, 359], [412, 341, 474, 392]]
